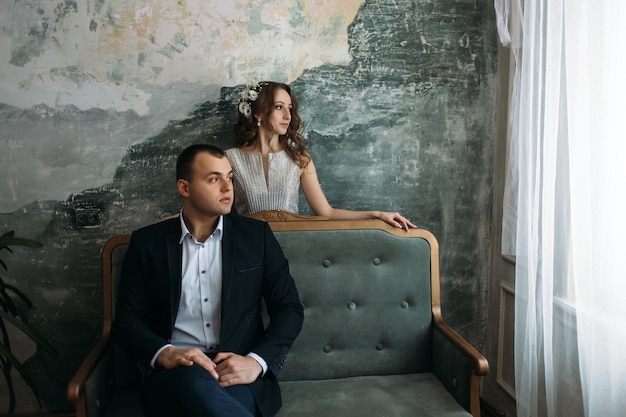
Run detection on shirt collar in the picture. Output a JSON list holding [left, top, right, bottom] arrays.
[[178, 209, 224, 244]]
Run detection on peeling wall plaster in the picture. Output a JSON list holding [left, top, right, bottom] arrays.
[[0, 0, 498, 412]]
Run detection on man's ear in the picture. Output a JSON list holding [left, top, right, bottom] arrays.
[[177, 179, 190, 197]]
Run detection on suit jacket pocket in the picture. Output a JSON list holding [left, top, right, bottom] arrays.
[[228, 264, 264, 302], [237, 264, 262, 274]]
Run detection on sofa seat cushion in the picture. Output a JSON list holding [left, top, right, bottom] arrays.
[[276, 373, 472, 417], [98, 373, 471, 417]]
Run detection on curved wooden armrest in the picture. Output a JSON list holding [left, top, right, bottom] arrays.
[[432, 311, 489, 376], [67, 331, 112, 403], [249, 210, 328, 222]]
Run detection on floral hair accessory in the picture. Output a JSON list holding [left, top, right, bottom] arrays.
[[236, 82, 265, 119]]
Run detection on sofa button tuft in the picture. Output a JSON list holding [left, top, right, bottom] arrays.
[[376, 343, 384, 351], [322, 259, 332, 267], [324, 344, 332, 353], [401, 301, 409, 309], [347, 301, 357, 310], [373, 257, 381, 265]]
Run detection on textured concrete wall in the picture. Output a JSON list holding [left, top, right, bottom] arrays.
[[0, 0, 498, 412]]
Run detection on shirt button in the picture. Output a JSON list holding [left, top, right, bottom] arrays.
[[206, 323, 211, 327], [201, 270, 206, 274], [204, 298, 208, 302]]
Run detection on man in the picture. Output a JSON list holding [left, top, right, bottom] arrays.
[[113, 144, 304, 417]]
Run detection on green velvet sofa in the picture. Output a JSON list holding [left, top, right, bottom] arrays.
[[67, 212, 488, 417]]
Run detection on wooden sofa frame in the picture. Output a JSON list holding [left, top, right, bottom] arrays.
[[67, 211, 488, 417]]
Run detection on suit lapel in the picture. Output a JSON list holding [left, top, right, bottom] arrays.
[[221, 214, 235, 315], [165, 221, 183, 329]]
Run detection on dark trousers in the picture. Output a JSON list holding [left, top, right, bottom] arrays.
[[142, 364, 257, 417]]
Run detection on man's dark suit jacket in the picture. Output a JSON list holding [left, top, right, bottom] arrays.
[[113, 214, 304, 417]]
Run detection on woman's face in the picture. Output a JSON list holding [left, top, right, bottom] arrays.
[[267, 88, 292, 135]]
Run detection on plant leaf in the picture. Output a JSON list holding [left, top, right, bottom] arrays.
[[0, 311, 59, 357], [2, 283, 33, 309], [0, 288, 19, 316], [0, 233, 43, 274], [0, 236, 43, 250], [0, 314, 10, 347], [0, 342, 43, 411], [0, 294, 11, 314], [0, 358, 17, 413], [0, 245, 14, 259]]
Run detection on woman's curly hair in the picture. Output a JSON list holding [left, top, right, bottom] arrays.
[[234, 81, 311, 169]]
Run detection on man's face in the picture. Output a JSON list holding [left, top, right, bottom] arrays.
[[178, 152, 233, 217]]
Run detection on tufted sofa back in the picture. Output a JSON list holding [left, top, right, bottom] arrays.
[[271, 221, 436, 381]]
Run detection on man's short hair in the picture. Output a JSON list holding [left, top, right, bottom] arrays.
[[176, 144, 227, 182]]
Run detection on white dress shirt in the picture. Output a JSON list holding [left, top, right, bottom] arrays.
[[173, 214, 223, 351], [151, 213, 267, 375]]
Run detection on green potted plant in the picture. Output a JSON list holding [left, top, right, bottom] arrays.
[[0, 230, 58, 414]]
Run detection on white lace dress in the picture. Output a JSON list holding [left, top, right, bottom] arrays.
[[225, 148, 301, 216]]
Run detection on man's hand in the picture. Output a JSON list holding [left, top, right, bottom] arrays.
[[214, 352, 263, 387], [155, 346, 219, 380]]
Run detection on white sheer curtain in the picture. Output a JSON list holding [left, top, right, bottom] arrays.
[[495, 1, 626, 417]]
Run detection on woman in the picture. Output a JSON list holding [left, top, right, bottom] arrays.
[[225, 81, 416, 230]]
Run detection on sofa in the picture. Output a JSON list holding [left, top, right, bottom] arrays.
[[67, 211, 488, 417]]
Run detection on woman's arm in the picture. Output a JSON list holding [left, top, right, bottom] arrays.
[[300, 159, 417, 230]]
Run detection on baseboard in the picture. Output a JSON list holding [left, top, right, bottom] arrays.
[[481, 396, 508, 417]]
